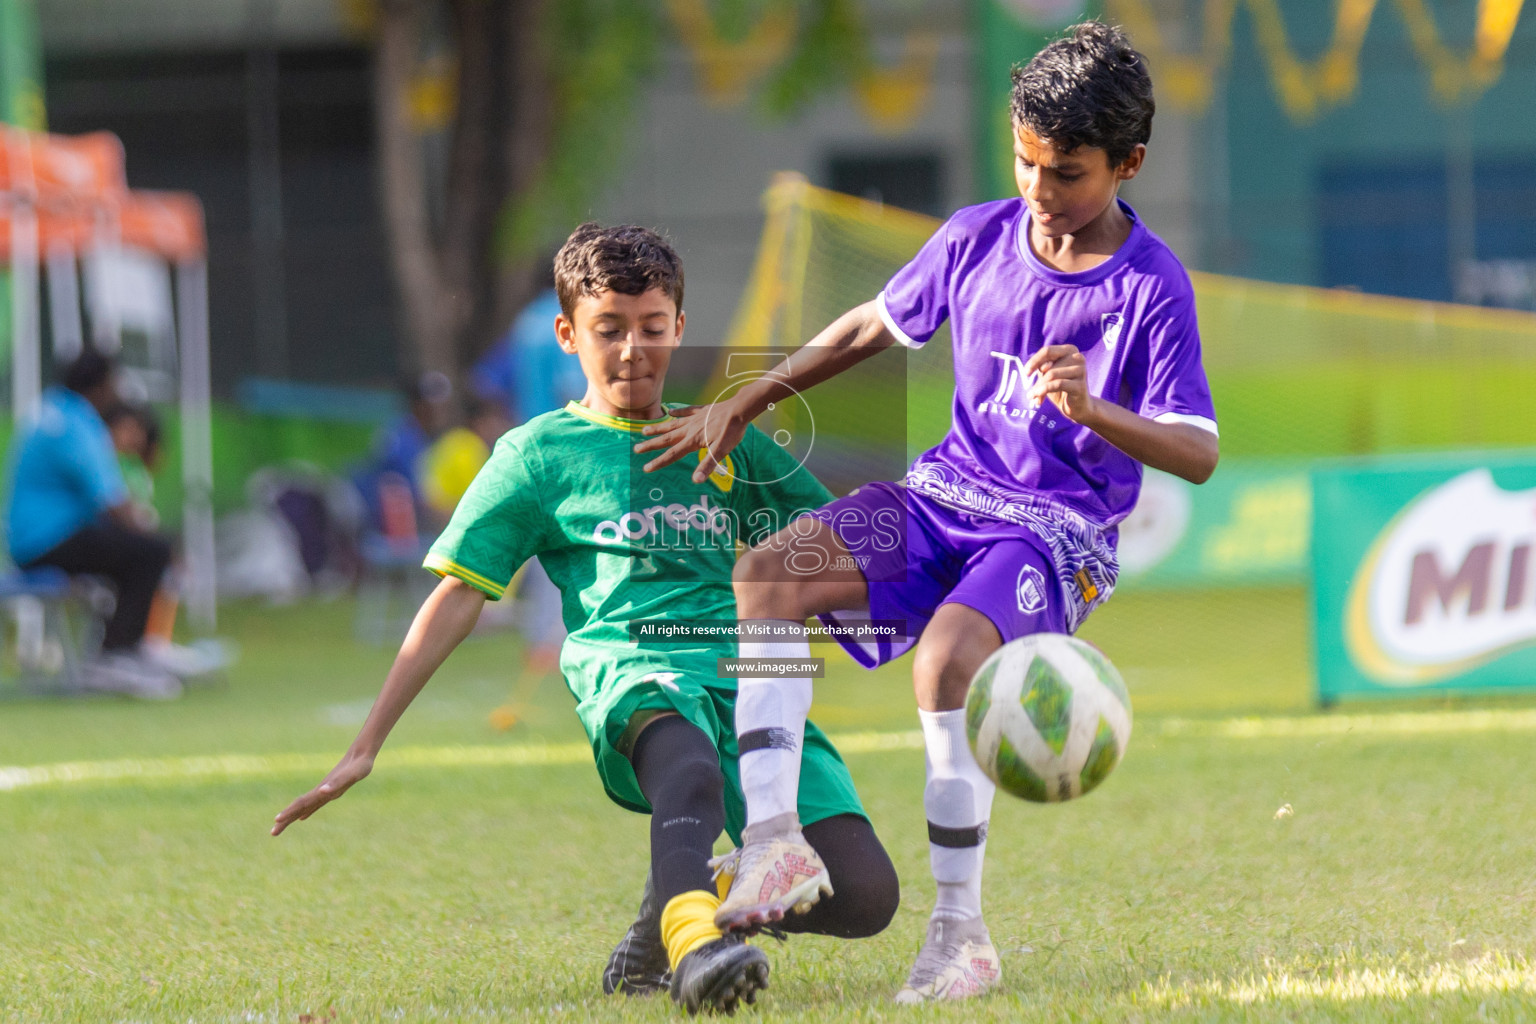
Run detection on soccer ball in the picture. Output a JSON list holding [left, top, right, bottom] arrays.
[[965, 633, 1132, 803]]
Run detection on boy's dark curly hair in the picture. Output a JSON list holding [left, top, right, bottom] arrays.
[[553, 223, 684, 320], [1010, 21, 1155, 167]]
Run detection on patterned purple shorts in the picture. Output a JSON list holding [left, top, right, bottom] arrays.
[[808, 481, 1078, 668]]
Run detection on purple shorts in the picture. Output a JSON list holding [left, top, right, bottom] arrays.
[[808, 481, 1076, 668]]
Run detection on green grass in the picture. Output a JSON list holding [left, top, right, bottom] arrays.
[[4, 593, 1536, 1021]]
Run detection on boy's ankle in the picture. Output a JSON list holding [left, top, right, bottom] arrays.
[[743, 811, 802, 844], [660, 890, 724, 969]]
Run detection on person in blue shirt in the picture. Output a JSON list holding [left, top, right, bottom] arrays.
[[469, 283, 583, 670], [470, 285, 585, 424], [4, 351, 178, 697], [352, 370, 456, 538]]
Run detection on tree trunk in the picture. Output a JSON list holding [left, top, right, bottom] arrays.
[[439, 0, 498, 371], [373, 0, 458, 379], [372, 0, 556, 381], [493, 0, 555, 340]]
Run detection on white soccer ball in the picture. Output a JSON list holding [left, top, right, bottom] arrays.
[[965, 633, 1133, 803]]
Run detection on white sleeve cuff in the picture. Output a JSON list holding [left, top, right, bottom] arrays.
[[1153, 411, 1219, 437], [875, 292, 924, 349]]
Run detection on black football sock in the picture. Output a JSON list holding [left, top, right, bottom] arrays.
[[629, 714, 728, 906]]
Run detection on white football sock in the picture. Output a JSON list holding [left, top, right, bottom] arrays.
[[736, 620, 813, 834], [920, 707, 996, 923]]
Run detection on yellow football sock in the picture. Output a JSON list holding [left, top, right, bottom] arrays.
[[661, 890, 723, 970]]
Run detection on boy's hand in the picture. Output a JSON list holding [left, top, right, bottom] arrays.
[[270, 751, 375, 836], [1025, 344, 1097, 424], [633, 398, 749, 481]]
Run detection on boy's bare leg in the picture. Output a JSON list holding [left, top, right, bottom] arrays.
[[899, 603, 1004, 1003], [716, 519, 867, 933]]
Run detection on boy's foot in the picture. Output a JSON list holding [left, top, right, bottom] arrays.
[[894, 916, 1002, 1004], [602, 871, 671, 996], [670, 934, 768, 1015], [711, 813, 832, 935]]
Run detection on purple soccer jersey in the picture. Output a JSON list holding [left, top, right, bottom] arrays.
[[877, 197, 1217, 538]]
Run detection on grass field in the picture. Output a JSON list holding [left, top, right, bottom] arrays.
[[5, 590, 1536, 1022]]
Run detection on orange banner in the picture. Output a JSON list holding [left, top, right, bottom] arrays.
[[0, 126, 126, 199], [118, 191, 206, 262], [0, 189, 206, 261]]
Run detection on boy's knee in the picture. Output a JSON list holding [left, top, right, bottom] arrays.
[[835, 860, 900, 938], [673, 752, 726, 804], [732, 545, 804, 619], [913, 607, 1001, 709], [732, 542, 784, 585], [804, 815, 901, 938], [631, 715, 726, 810], [912, 639, 974, 709]]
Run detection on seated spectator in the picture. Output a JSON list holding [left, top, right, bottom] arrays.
[[470, 285, 577, 672], [418, 398, 512, 524], [104, 402, 217, 671], [352, 371, 454, 537], [4, 352, 180, 698], [104, 403, 161, 531], [470, 283, 584, 424]]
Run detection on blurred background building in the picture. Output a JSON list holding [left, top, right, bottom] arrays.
[[20, 0, 1535, 396]]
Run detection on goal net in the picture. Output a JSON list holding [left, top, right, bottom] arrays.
[[716, 174, 1536, 712]]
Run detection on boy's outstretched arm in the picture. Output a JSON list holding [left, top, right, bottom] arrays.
[[633, 299, 895, 481], [1026, 343, 1219, 483], [270, 576, 486, 836]]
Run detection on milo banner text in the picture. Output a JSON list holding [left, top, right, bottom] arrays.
[[1312, 454, 1536, 703]]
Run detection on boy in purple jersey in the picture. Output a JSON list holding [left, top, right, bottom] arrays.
[[637, 21, 1218, 1003]]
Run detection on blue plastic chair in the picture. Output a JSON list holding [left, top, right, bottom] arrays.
[[0, 565, 110, 697]]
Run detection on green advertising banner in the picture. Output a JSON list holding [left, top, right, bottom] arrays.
[[1116, 460, 1311, 590], [972, 0, 1093, 201], [1312, 453, 1536, 705]]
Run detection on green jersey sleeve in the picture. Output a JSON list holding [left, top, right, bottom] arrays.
[[424, 433, 547, 599], [730, 424, 835, 547]]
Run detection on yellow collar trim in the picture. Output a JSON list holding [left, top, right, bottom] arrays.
[[563, 400, 673, 433]]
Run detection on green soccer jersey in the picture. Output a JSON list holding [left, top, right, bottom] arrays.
[[425, 400, 834, 745]]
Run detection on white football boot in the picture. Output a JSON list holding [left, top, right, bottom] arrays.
[[710, 812, 833, 934], [895, 915, 1002, 1004]]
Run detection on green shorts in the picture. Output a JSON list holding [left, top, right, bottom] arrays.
[[587, 659, 865, 845]]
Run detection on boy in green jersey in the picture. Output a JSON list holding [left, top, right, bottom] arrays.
[[272, 223, 898, 1015]]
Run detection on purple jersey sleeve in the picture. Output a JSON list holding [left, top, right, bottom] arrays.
[[876, 219, 953, 349], [1132, 287, 1218, 436]]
